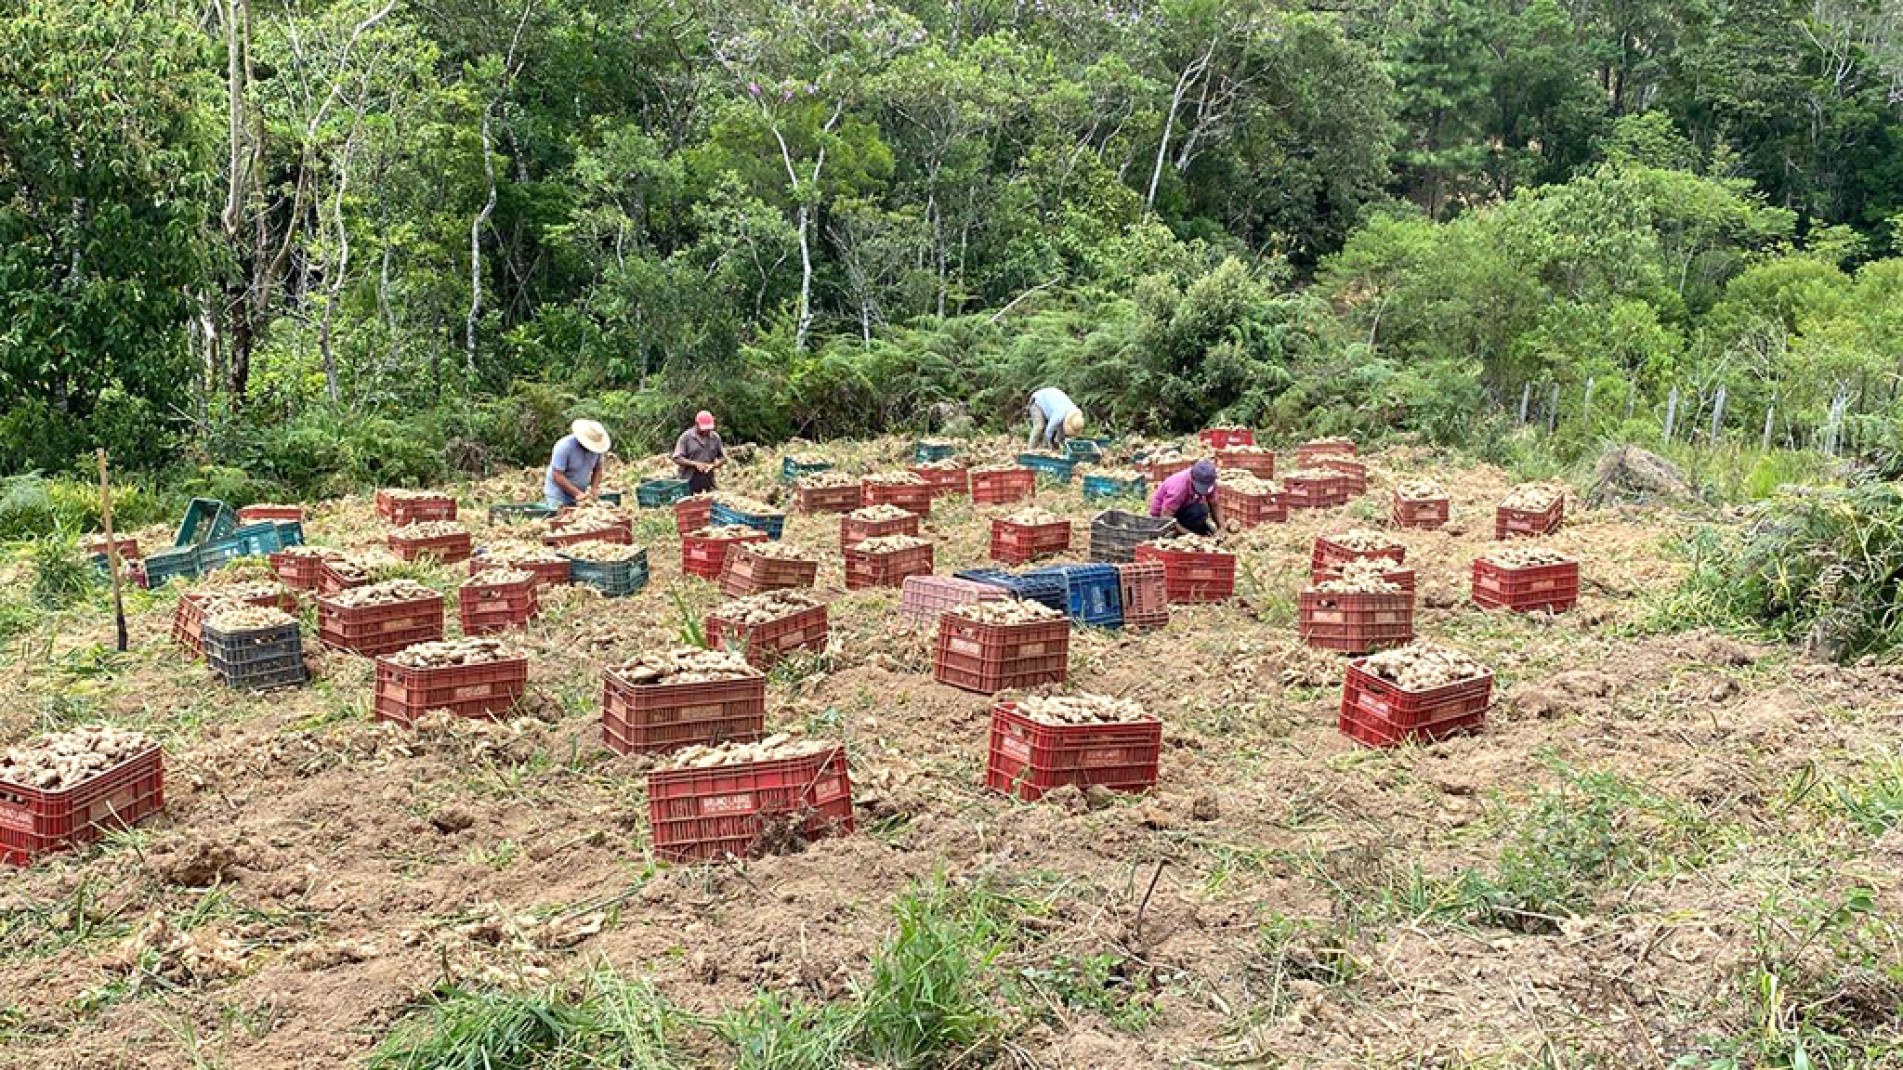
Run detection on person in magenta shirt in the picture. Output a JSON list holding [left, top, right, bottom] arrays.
[[1148, 459, 1223, 536]]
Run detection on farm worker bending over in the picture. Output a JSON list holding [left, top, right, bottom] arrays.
[[545, 419, 612, 508], [1027, 387, 1086, 450], [1149, 460, 1223, 537], [672, 410, 726, 494]]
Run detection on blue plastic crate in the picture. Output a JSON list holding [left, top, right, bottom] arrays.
[[143, 547, 200, 588], [1064, 439, 1105, 462], [635, 478, 690, 508], [953, 568, 1069, 613], [274, 520, 306, 547], [175, 498, 236, 547], [1025, 563, 1123, 628], [781, 457, 834, 484], [913, 441, 958, 463], [711, 501, 786, 540], [1016, 453, 1076, 483], [1082, 474, 1145, 502]]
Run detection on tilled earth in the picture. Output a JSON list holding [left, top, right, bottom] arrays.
[[1, 438, 1899, 1069]]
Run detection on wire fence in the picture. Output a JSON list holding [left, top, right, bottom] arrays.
[[1509, 375, 1889, 457]]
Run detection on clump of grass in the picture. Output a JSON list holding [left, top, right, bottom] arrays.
[[368, 969, 684, 1070], [31, 533, 95, 608], [1830, 756, 1903, 836], [1673, 481, 1903, 662], [718, 993, 857, 1070], [854, 878, 1014, 1065]]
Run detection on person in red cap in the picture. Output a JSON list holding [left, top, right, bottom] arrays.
[[671, 411, 726, 493]]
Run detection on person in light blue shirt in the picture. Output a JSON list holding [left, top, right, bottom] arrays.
[[1027, 387, 1087, 450], [544, 419, 612, 508]]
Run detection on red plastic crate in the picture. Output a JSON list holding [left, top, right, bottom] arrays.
[[719, 544, 819, 598], [676, 496, 714, 535], [681, 531, 769, 581], [989, 518, 1072, 564], [1214, 448, 1275, 478], [646, 744, 853, 863], [1471, 557, 1579, 613], [706, 603, 829, 669], [1294, 441, 1357, 467], [376, 490, 457, 526], [1226, 488, 1286, 528], [797, 483, 862, 514], [172, 586, 296, 659], [845, 542, 935, 590], [469, 556, 571, 588], [601, 670, 767, 755], [238, 504, 304, 523], [1391, 494, 1450, 530], [1199, 427, 1255, 449], [933, 614, 1070, 694], [1116, 562, 1170, 630], [1138, 458, 1196, 486], [898, 576, 1010, 629], [269, 549, 341, 590], [840, 511, 920, 549], [316, 560, 371, 596], [861, 480, 934, 517], [1311, 535, 1406, 575], [317, 592, 446, 657], [1298, 590, 1415, 654], [969, 468, 1036, 506], [1310, 563, 1416, 593], [1320, 457, 1367, 495], [373, 654, 528, 727], [1284, 472, 1350, 510], [1339, 660, 1491, 748], [82, 535, 141, 561], [909, 464, 970, 498], [389, 530, 474, 564], [1495, 498, 1565, 540], [985, 701, 1162, 802], [543, 521, 632, 549], [1132, 545, 1236, 603], [0, 746, 165, 866], [459, 573, 539, 635]]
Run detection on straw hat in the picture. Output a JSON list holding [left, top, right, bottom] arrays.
[[572, 419, 611, 454], [1063, 410, 1086, 436]]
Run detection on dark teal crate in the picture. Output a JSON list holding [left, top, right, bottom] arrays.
[[274, 521, 306, 547], [562, 550, 650, 597], [1016, 453, 1076, 483], [175, 498, 236, 547], [598, 491, 624, 507], [781, 457, 834, 484], [635, 478, 690, 508], [1024, 563, 1122, 628], [711, 501, 786, 540], [1082, 474, 1145, 502], [143, 547, 200, 587], [913, 441, 957, 463], [231, 522, 284, 556], [193, 537, 247, 573], [488, 503, 557, 524], [1065, 439, 1105, 462]]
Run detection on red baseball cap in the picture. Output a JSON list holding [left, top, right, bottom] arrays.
[[695, 411, 715, 430]]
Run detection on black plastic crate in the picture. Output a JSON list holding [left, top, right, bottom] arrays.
[[204, 622, 308, 690], [1089, 510, 1179, 563]]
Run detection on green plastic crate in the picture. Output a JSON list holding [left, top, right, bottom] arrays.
[[175, 498, 236, 547], [561, 549, 650, 598]]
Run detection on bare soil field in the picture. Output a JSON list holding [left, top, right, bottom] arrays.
[[2, 437, 1899, 1069]]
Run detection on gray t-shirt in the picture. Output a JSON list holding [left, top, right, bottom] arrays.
[[672, 429, 724, 479], [544, 434, 602, 505]]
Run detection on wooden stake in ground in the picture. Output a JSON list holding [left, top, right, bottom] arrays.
[[97, 448, 128, 652]]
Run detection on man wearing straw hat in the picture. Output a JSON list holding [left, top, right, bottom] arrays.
[[672, 410, 727, 494], [545, 419, 612, 508], [1026, 386, 1087, 451]]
